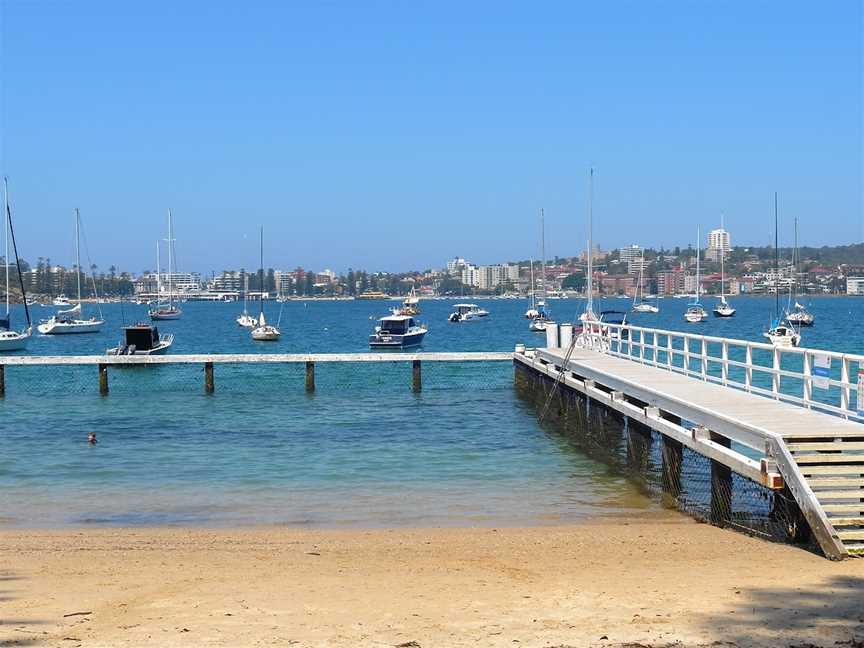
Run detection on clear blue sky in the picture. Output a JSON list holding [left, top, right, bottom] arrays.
[[1, 1, 862, 274]]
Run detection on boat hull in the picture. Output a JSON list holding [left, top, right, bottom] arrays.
[[251, 325, 281, 341], [106, 336, 173, 355], [0, 332, 30, 352], [712, 308, 736, 318], [38, 319, 104, 334], [369, 330, 427, 348]]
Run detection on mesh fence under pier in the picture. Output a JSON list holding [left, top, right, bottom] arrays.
[[515, 361, 820, 552]]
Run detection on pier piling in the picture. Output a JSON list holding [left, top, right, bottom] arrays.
[[204, 362, 215, 394], [305, 361, 315, 392], [0, 364, 4, 397], [661, 435, 684, 503], [412, 360, 422, 392], [98, 363, 108, 396], [709, 431, 733, 525]]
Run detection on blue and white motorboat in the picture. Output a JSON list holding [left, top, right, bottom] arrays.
[[369, 312, 428, 348]]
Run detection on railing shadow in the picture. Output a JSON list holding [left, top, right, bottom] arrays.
[[697, 574, 864, 647], [0, 570, 49, 646]]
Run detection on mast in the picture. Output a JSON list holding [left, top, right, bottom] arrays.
[[586, 168, 594, 317], [167, 209, 174, 309], [694, 226, 701, 304], [774, 192, 779, 321], [529, 258, 535, 308], [792, 216, 798, 303], [155, 241, 162, 301], [4, 177, 31, 328], [539, 208, 547, 300], [4, 178, 8, 318], [633, 249, 644, 307], [75, 208, 82, 305], [719, 213, 725, 302], [258, 226, 264, 320]]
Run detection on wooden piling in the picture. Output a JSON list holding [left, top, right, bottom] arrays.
[[627, 418, 653, 473], [305, 361, 315, 392], [0, 364, 5, 397], [204, 362, 215, 394], [710, 431, 733, 525], [661, 436, 684, 502], [412, 359, 422, 392], [98, 363, 109, 396]]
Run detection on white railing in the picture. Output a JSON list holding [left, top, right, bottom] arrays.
[[578, 321, 863, 422]]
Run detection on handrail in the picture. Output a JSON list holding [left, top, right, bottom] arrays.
[[577, 322, 863, 422]]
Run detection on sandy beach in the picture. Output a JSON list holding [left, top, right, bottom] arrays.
[[2, 512, 863, 648]]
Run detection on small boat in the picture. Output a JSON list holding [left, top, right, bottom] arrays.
[[713, 295, 736, 318], [448, 303, 489, 322], [529, 208, 555, 331], [52, 294, 71, 307], [38, 209, 105, 335], [400, 286, 420, 315], [764, 193, 801, 347], [632, 250, 659, 313], [712, 213, 736, 318], [525, 259, 540, 318], [107, 323, 173, 355], [149, 209, 183, 321], [236, 274, 256, 327], [684, 226, 707, 323], [786, 301, 815, 327], [357, 291, 390, 300], [250, 227, 281, 341], [1, 177, 32, 352], [369, 311, 428, 348], [529, 303, 553, 332]]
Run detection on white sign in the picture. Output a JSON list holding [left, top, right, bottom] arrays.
[[812, 354, 831, 390], [858, 370, 864, 417]]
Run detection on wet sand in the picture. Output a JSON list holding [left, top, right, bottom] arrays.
[[2, 512, 863, 648]]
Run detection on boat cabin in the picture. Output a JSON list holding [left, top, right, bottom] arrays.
[[123, 323, 162, 352], [377, 315, 417, 335]]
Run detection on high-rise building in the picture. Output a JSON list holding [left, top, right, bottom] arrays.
[[706, 228, 731, 262]]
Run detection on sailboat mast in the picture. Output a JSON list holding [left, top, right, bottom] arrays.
[[695, 226, 701, 302], [793, 216, 798, 301], [155, 241, 161, 300], [719, 213, 725, 301], [259, 226, 264, 317], [4, 178, 31, 328], [539, 208, 547, 299], [167, 209, 174, 309], [75, 208, 82, 305], [586, 168, 594, 315], [774, 192, 780, 320], [529, 258, 535, 308], [4, 178, 8, 317]]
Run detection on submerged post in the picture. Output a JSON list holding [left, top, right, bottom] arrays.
[[305, 361, 315, 392], [710, 431, 733, 525], [98, 363, 108, 396], [412, 359, 422, 392], [0, 364, 5, 397], [204, 362, 214, 394]]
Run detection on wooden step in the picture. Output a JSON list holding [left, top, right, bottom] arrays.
[[799, 465, 864, 476], [788, 441, 864, 452], [795, 454, 864, 465], [783, 430, 864, 440], [845, 543, 864, 556], [814, 491, 864, 501], [827, 517, 864, 527], [838, 530, 864, 541], [807, 477, 864, 488], [823, 503, 864, 513]]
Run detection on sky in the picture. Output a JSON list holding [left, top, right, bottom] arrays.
[[1, 1, 862, 275]]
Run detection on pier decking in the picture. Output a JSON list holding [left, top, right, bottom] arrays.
[[516, 322, 863, 559]]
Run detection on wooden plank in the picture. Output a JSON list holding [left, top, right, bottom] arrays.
[[828, 517, 864, 527], [808, 477, 864, 488], [795, 454, 864, 465], [789, 441, 864, 452], [823, 503, 864, 513], [815, 491, 864, 501], [837, 530, 864, 541], [799, 465, 864, 476]]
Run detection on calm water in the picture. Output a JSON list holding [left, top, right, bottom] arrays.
[[1, 296, 860, 528]]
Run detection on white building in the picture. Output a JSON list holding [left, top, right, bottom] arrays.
[[618, 244, 645, 274], [706, 228, 731, 262], [847, 277, 864, 296], [447, 257, 469, 275]]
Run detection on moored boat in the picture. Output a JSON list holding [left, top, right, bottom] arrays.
[[0, 177, 32, 352], [106, 323, 173, 355], [369, 311, 428, 348], [250, 227, 282, 341], [149, 209, 183, 321], [448, 303, 489, 322]]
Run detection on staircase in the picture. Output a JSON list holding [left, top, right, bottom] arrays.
[[787, 435, 864, 556]]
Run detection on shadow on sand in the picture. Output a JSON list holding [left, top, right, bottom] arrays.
[[0, 571, 49, 646]]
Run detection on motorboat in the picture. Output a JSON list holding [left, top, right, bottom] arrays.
[[369, 311, 428, 348], [250, 226, 282, 341], [52, 294, 71, 307], [0, 177, 32, 352], [107, 323, 173, 355], [38, 209, 105, 334], [448, 303, 489, 322], [149, 209, 183, 321], [400, 287, 420, 315]]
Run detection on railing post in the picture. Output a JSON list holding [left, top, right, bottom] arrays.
[[683, 336, 690, 375], [666, 334, 673, 370], [204, 362, 214, 394], [412, 359, 422, 392], [772, 347, 781, 398], [639, 329, 645, 363], [802, 352, 812, 408], [305, 361, 315, 392], [652, 331, 658, 365], [721, 340, 729, 386], [98, 363, 109, 396], [0, 364, 5, 397], [700, 338, 708, 380], [840, 356, 850, 414], [745, 344, 753, 391]]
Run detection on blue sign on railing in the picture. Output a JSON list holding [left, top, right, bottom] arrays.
[[813, 354, 831, 390]]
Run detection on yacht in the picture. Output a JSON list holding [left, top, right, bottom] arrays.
[[684, 226, 707, 323], [632, 250, 659, 313], [38, 209, 105, 334], [236, 274, 256, 327], [400, 286, 420, 315], [785, 218, 814, 326], [712, 213, 736, 318], [529, 208, 555, 331], [0, 178, 32, 352], [107, 323, 173, 355], [764, 194, 801, 347], [448, 303, 489, 322], [52, 294, 71, 307], [250, 227, 281, 341], [149, 209, 183, 321], [369, 311, 428, 348], [524, 259, 540, 318]]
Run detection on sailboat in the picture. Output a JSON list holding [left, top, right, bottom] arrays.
[[632, 250, 658, 313], [0, 177, 32, 352], [149, 209, 182, 320], [37, 209, 105, 334], [785, 216, 814, 327], [251, 226, 281, 341], [524, 258, 540, 319], [764, 193, 801, 347], [237, 273, 256, 327], [713, 213, 736, 318], [529, 208, 553, 332], [684, 226, 708, 323]]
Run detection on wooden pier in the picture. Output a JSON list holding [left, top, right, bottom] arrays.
[[516, 322, 864, 560]]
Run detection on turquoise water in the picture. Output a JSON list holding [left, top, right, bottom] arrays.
[[1, 296, 860, 528]]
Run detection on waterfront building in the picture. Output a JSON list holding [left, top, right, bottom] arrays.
[[656, 269, 685, 296], [447, 257, 469, 275], [618, 244, 643, 274], [706, 228, 731, 262], [847, 277, 864, 296]]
